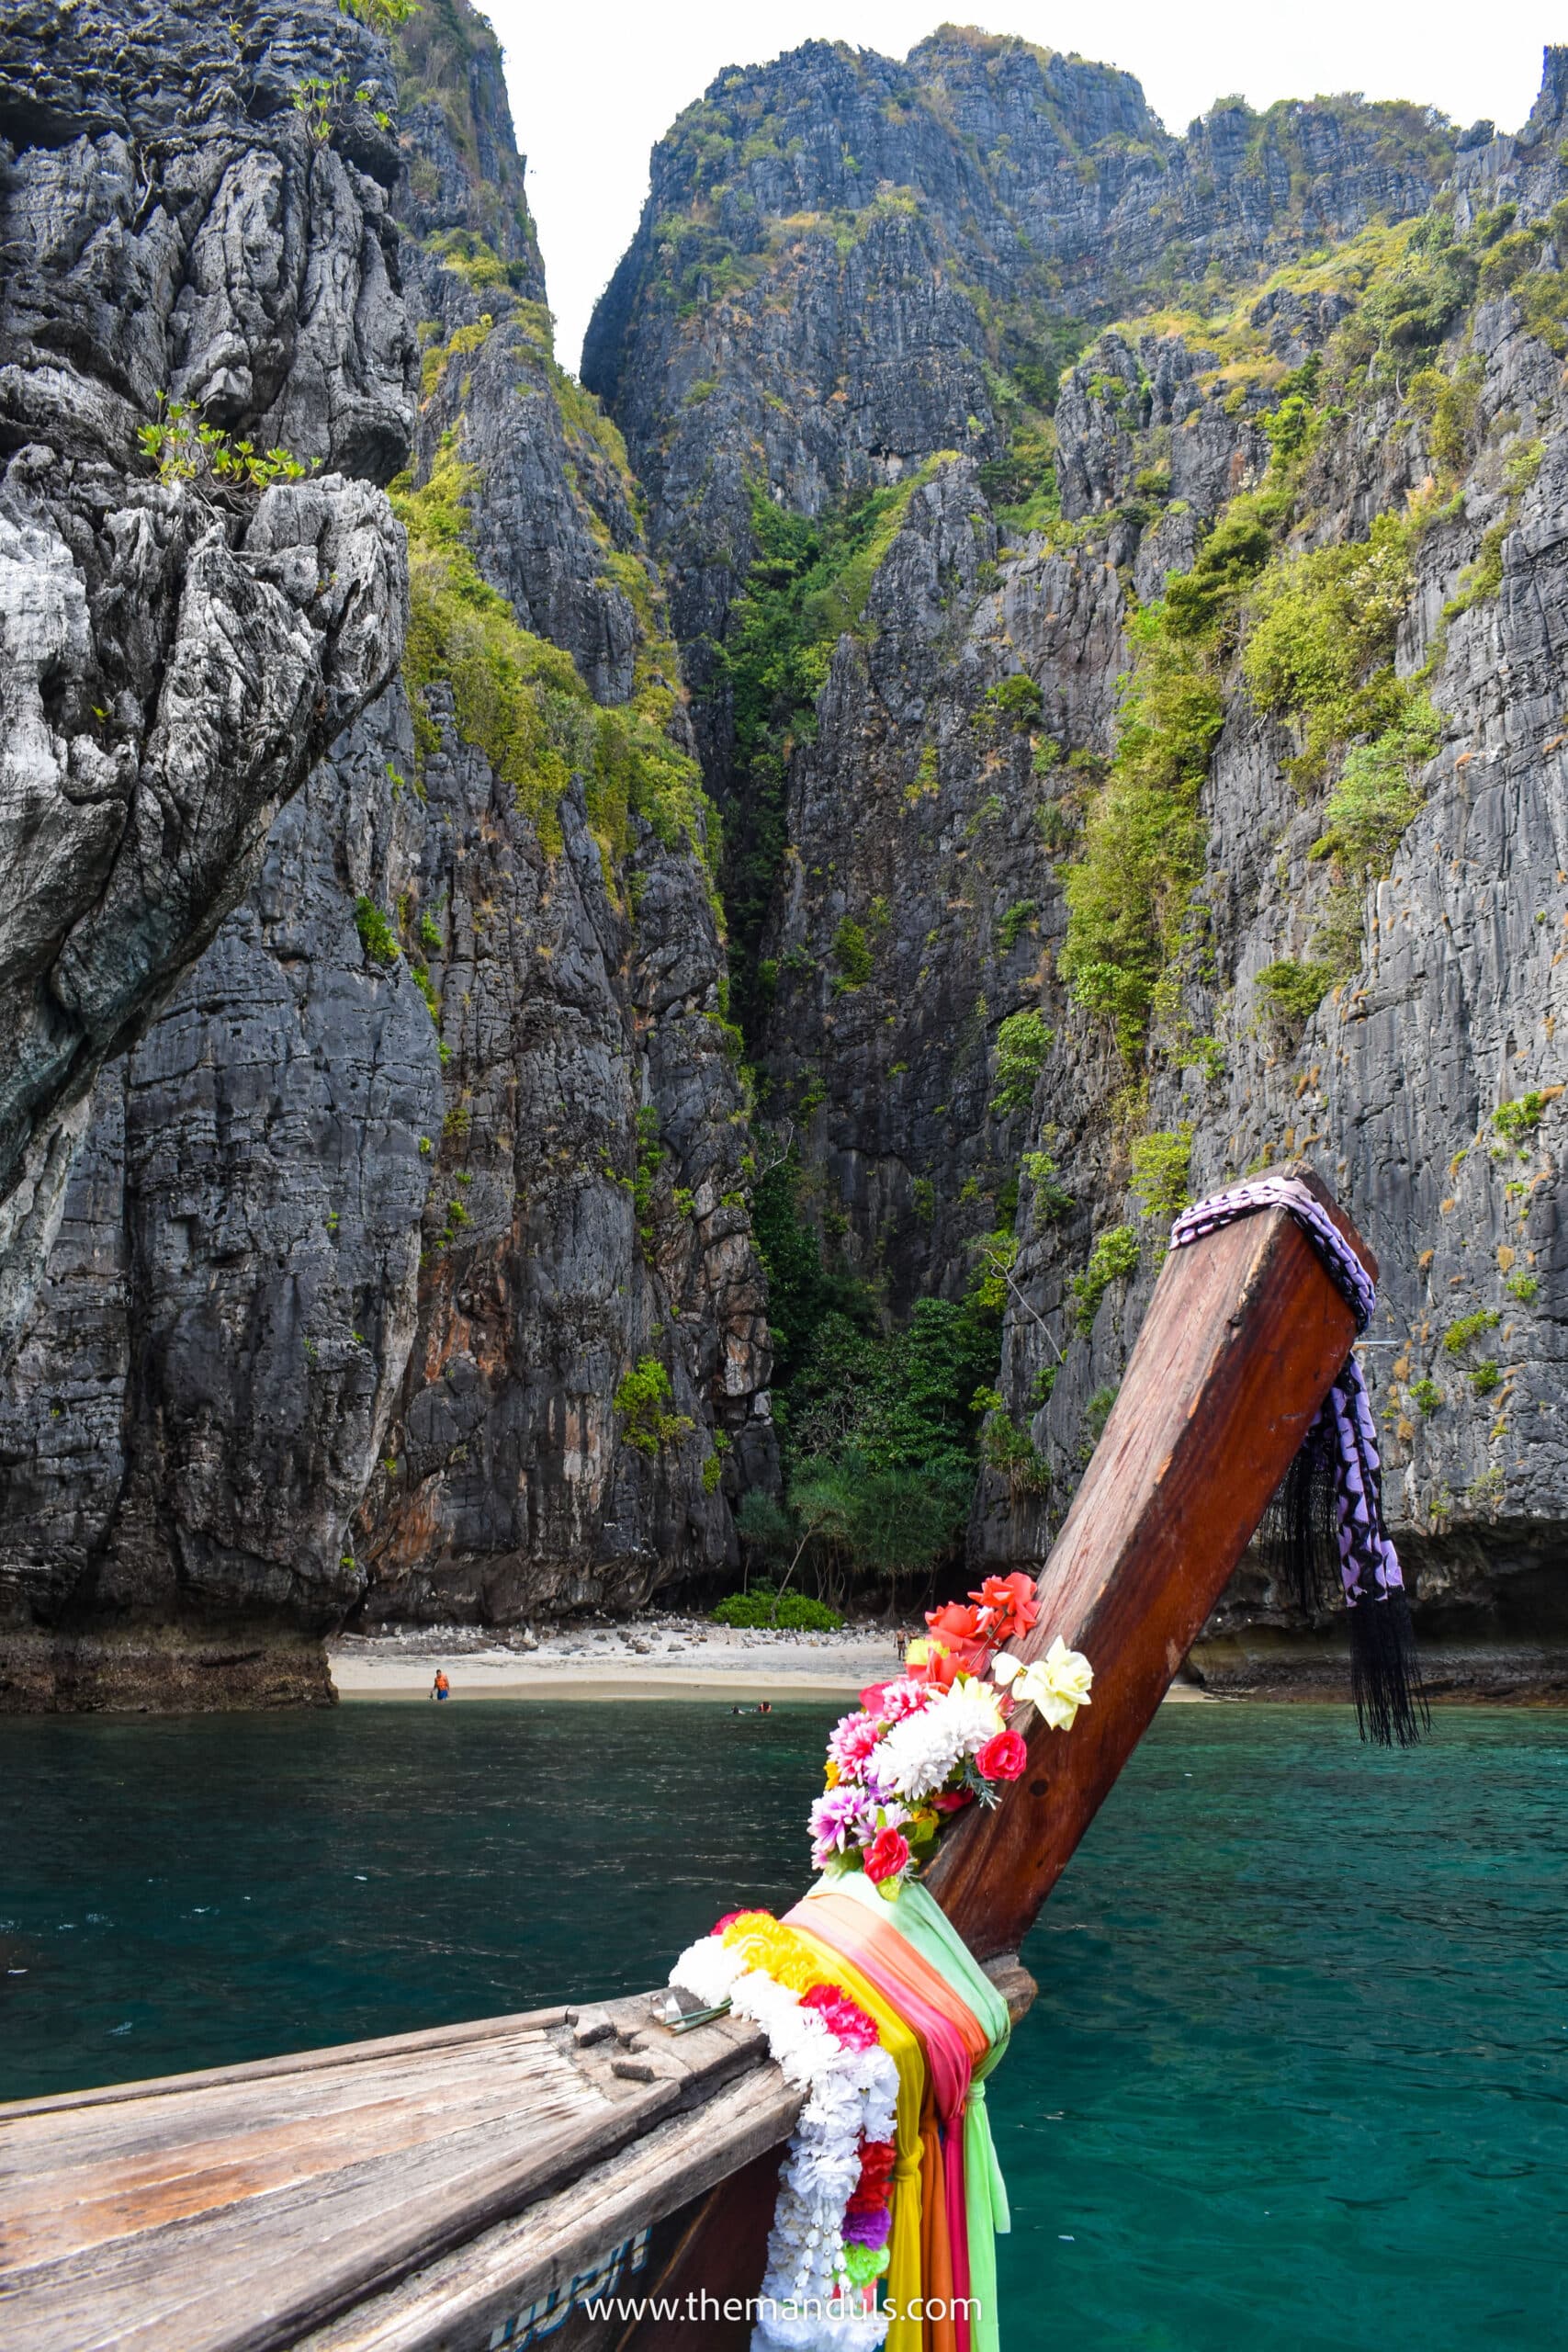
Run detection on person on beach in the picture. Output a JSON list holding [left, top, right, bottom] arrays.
[[432, 1669, 450, 1701]]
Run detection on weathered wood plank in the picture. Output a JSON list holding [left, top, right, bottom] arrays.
[[294, 2063, 798, 2352], [1, 2036, 583, 2268], [0, 2008, 571, 2123], [1, 2033, 558, 2188], [0, 2001, 768, 2352], [1, 2083, 602, 2352]]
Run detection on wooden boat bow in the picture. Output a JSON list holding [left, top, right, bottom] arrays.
[[0, 1167, 1377, 2351]]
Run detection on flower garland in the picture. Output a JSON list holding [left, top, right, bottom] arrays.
[[667, 1581, 1094, 2348], [808, 1574, 1093, 1893], [670, 1911, 898, 2349]]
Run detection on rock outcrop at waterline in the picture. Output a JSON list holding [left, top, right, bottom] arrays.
[[0, 0, 773, 1708]]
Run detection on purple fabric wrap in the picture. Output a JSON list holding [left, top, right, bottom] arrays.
[[1169, 1177, 1404, 1606]]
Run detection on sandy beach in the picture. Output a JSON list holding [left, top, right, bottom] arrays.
[[328, 1617, 1222, 1702], [328, 1614, 902, 1701]]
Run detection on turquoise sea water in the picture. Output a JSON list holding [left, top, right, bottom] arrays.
[[2, 1701, 1563, 2347]]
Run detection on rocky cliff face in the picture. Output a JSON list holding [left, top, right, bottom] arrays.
[[583, 29, 1453, 780], [5, 10, 1565, 1707], [0, 0, 771, 1706], [0, 0, 413, 1369], [587, 36, 1568, 1691]]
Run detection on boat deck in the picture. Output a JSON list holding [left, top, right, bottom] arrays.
[[0, 1996, 793, 2352]]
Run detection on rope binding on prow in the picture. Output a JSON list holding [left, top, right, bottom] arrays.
[[1170, 1176, 1430, 1749]]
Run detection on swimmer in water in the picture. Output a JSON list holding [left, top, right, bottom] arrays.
[[432, 1668, 451, 1701]]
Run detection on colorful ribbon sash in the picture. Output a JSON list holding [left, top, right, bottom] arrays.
[[789, 1877, 1011, 2352]]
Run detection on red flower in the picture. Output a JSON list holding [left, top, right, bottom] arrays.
[[930, 1789, 975, 1814], [976, 1728, 1028, 1782], [859, 1681, 891, 1715], [905, 1636, 966, 1690], [923, 1600, 991, 1676], [863, 1826, 911, 1884], [969, 1571, 1040, 1648], [927, 1600, 984, 1643]]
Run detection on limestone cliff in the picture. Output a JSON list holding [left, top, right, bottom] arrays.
[[583, 30, 1453, 785], [0, 0, 412, 1368], [0, 0, 771, 1706], [5, 10, 1566, 1706], [587, 36, 1568, 1692]]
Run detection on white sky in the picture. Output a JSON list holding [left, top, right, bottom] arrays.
[[480, 2, 1561, 374]]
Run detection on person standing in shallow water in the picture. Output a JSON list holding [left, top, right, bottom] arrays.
[[431, 1669, 450, 1702]]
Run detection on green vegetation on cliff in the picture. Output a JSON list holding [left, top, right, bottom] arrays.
[[746, 1142, 1006, 1597], [393, 437, 715, 880], [718, 461, 952, 1028]]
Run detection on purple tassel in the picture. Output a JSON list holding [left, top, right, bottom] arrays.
[[1171, 1177, 1427, 1747]]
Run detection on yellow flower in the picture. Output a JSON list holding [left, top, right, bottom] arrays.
[[994, 1636, 1094, 1731], [825, 1758, 841, 1788], [720, 1913, 821, 1992]]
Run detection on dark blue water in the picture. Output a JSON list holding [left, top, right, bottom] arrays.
[[3, 1702, 1563, 2347]]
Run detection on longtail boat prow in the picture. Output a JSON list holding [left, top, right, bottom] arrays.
[[0, 1166, 1422, 2352]]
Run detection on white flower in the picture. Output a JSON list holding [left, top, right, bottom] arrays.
[[672, 1929, 895, 2352], [670, 1934, 746, 2008], [994, 1635, 1093, 1730], [866, 1674, 1004, 1800]]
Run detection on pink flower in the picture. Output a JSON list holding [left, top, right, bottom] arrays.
[[976, 1728, 1029, 1782], [877, 1675, 939, 1723], [863, 1826, 910, 1884], [801, 1984, 881, 2050], [828, 1709, 883, 1771], [809, 1784, 877, 1867]]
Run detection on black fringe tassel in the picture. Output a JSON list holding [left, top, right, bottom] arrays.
[[1350, 1590, 1430, 1749], [1261, 1428, 1344, 1622], [1262, 1413, 1429, 1749]]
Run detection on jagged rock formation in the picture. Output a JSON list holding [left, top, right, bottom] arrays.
[[349, 10, 773, 1626], [0, 0, 773, 1705], [0, 0, 414, 1366], [583, 28, 1454, 777], [0, 0, 422, 1701]]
